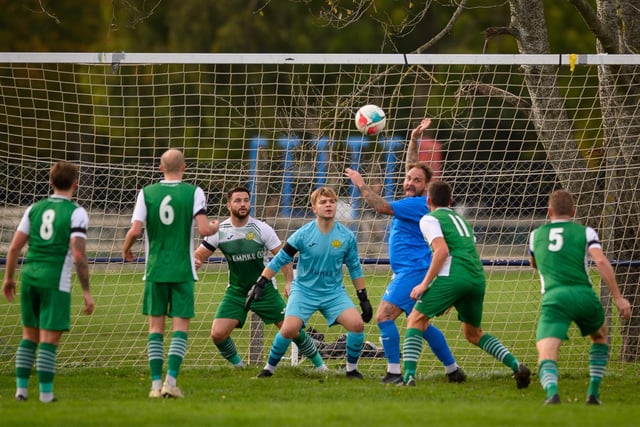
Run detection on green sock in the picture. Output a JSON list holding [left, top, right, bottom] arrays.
[[403, 328, 424, 381], [293, 329, 324, 368], [37, 342, 57, 397], [587, 343, 608, 398], [478, 334, 518, 371], [538, 359, 559, 398], [16, 339, 37, 390], [148, 333, 164, 381], [167, 331, 188, 379], [215, 337, 243, 366]]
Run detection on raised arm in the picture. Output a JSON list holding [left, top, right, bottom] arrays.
[[406, 118, 432, 170], [344, 168, 394, 215]]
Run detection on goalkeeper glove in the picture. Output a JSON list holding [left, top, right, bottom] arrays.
[[357, 289, 373, 323], [244, 276, 270, 311]]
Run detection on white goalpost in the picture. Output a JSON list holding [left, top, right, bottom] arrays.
[[0, 53, 638, 376]]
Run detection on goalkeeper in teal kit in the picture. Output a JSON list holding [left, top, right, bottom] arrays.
[[245, 186, 373, 379]]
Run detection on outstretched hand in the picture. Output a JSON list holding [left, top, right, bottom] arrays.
[[410, 118, 432, 141]]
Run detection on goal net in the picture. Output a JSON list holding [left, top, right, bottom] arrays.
[[0, 53, 637, 377]]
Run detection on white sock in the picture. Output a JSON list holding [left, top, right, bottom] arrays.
[[387, 363, 401, 375], [164, 375, 176, 387], [40, 392, 54, 403], [16, 388, 28, 399]]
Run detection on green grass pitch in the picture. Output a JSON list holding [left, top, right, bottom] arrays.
[[1, 267, 639, 426]]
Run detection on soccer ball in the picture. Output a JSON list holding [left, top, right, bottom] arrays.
[[355, 104, 386, 135]]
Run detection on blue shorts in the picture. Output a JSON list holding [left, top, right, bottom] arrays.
[[382, 269, 427, 315], [285, 287, 356, 326]]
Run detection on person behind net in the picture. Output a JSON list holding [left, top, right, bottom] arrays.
[[245, 186, 373, 379], [122, 149, 220, 399], [528, 189, 631, 405], [402, 180, 532, 387], [194, 185, 326, 371], [2, 161, 95, 403], [344, 118, 464, 384]]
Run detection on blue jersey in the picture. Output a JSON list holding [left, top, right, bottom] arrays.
[[268, 220, 363, 300], [388, 196, 432, 273]]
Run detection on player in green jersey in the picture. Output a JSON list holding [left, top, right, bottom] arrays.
[[529, 189, 631, 405], [3, 161, 95, 402], [122, 149, 219, 399], [194, 186, 326, 371], [401, 181, 531, 388]]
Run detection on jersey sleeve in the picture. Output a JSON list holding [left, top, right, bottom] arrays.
[[16, 205, 33, 235], [193, 187, 207, 216], [200, 233, 219, 251], [344, 233, 364, 280], [131, 190, 147, 223], [528, 230, 536, 255], [258, 220, 282, 252], [585, 226, 601, 250], [419, 215, 443, 244], [70, 206, 89, 239]]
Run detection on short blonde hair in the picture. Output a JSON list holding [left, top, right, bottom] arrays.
[[310, 186, 338, 206]]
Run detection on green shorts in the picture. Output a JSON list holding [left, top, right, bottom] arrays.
[[536, 286, 604, 341], [20, 283, 71, 331], [142, 279, 195, 318], [218, 284, 286, 328], [414, 276, 485, 328]]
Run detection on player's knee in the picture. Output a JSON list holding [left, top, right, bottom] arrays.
[[211, 330, 227, 342], [463, 327, 482, 345]]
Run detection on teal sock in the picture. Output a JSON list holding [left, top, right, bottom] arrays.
[[266, 332, 291, 369], [167, 331, 188, 379], [215, 337, 243, 366], [345, 331, 364, 365], [403, 328, 424, 381], [587, 343, 608, 398], [16, 339, 37, 390], [538, 359, 559, 398], [148, 333, 164, 381], [478, 334, 518, 371], [37, 342, 57, 399]]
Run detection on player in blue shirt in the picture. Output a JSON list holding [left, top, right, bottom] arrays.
[[245, 187, 373, 379], [345, 118, 463, 384]]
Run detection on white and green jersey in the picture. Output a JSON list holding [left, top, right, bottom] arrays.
[[419, 207, 484, 283], [132, 180, 206, 283], [200, 217, 281, 293], [17, 195, 88, 292], [529, 220, 598, 294]]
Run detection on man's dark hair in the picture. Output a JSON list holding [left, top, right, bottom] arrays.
[[227, 185, 251, 201], [428, 181, 452, 208]]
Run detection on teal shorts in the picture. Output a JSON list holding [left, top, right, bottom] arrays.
[[219, 284, 286, 328], [413, 276, 485, 328], [21, 283, 71, 331], [142, 279, 195, 318], [536, 286, 604, 341], [285, 287, 356, 327]]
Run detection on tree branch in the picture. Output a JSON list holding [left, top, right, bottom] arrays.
[[568, 0, 619, 54], [413, 0, 469, 54], [455, 80, 532, 119]]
